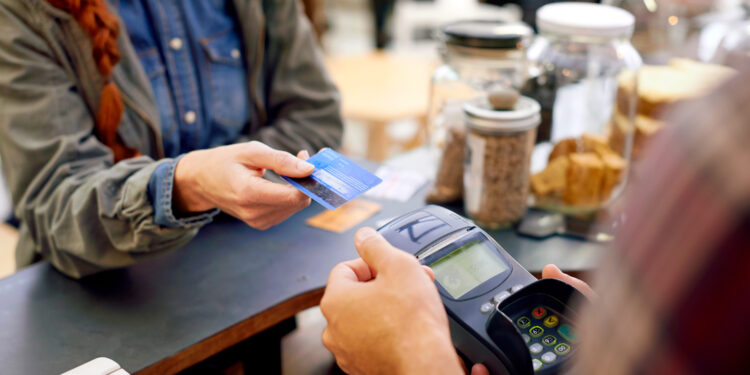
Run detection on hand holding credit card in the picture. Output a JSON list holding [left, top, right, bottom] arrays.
[[282, 149, 382, 210]]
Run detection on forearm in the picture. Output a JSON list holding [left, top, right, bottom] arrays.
[[13, 156, 201, 278]]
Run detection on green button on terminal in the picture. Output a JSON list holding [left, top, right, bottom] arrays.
[[558, 324, 577, 342]]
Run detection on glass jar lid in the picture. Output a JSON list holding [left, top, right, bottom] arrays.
[[537, 2, 635, 39], [441, 20, 532, 50], [464, 96, 541, 134]]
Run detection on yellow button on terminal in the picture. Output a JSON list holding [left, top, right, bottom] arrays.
[[543, 315, 559, 328]]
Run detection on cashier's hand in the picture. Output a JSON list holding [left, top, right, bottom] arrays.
[[542, 264, 596, 299], [321, 227, 489, 375], [173, 141, 313, 230]]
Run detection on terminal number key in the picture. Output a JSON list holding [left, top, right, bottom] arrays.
[[532, 306, 547, 319], [543, 315, 559, 328], [529, 326, 544, 338]]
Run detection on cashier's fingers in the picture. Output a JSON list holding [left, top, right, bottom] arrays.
[[422, 265, 435, 281], [333, 258, 375, 284], [470, 364, 490, 375], [239, 141, 314, 178], [354, 227, 420, 275], [542, 264, 596, 299]]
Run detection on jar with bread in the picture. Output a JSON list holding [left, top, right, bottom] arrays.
[[523, 3, 642, 214], [427, 20, 533, 203]]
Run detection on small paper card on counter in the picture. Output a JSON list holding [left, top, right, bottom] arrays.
[[306, 199, 382, 233], [364, 166, 428, 202], [282, 149, 382, 210]]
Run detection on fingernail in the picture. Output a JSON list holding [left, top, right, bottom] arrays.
[[300, 150, 310, 159], [297, 159, 314, 172], [356, 227, 377, 243]]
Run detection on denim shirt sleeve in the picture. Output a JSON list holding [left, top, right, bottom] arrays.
[[148, 156, 219, 228]]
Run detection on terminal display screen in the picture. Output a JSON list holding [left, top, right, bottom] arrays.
[[430, 240, 508, 299]]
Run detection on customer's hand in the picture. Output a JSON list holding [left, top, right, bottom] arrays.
[[173, 141, 313, 230], [542, 264, 596, 299], [320, 227, 465, 375]]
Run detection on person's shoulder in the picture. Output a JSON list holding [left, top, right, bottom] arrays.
[[0, 0, 75, 44], [0, 0, 70, 24], [0, 0, 37, 13]]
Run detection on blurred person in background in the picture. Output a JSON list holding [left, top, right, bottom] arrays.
[[320, 64, 750, 374], [0, 0, 342, 279], [371, 0, 397, 48]]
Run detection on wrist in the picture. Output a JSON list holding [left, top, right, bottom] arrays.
[[395, 325, 463, 375], [173, 151, 214, 213]]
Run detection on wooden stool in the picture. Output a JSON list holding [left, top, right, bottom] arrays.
[[326, 52, 435, 161]]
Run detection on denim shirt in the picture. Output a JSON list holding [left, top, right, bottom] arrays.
[[117, 0, 250, 228]]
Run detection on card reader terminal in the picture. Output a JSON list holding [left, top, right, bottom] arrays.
[[377, 206, 587, 374]]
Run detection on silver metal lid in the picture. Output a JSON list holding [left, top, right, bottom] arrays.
[[441, 20, 533, 50], [464, 96, 541, 134]]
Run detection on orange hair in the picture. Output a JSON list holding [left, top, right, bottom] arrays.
[[48, 0, 139, 162]]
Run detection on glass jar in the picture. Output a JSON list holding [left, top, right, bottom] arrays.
[[523, 2, 642, 215], [463, 97, 541, 229], [604, 0, 720, 63], [427, 20, 533, 203], [712, 19, 750, 69]]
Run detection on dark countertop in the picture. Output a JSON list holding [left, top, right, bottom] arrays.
[[0, 188, 604, 374]]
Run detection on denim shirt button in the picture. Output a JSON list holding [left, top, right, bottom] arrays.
[[184, 111, 196, 124], [169, 37, 183, 50], [231, 48, 240, 59]]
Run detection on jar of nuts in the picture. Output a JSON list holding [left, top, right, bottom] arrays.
[[463, 96, 541, 229], [427, 20, 533, 203]]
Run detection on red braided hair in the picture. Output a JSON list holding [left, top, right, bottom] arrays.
[[48, 0, 139, 162]]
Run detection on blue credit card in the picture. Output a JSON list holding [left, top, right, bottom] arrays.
[[282, 149, 383, 210]]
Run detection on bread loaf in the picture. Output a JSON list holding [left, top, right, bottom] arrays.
[[563, 153, 604, 206], [616, 59, 734, 118], [531, 156, 569, 197], [598, 151, 627, 201]]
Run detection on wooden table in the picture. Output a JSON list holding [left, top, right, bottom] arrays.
[[0, 176, 603, 374], [326, 52, 436, 161]]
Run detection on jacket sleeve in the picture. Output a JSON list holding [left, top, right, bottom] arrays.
[[0, 3, 201, 278], [253, 0, 344, 154]]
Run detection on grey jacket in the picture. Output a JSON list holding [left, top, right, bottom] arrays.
[[0, 0, 343, 278]]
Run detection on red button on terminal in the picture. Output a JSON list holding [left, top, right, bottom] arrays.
[[532, 306, 548, 319]]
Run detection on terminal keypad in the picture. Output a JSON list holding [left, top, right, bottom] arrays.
[[512, 305, 575, 372]]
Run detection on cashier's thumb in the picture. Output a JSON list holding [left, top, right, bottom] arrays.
[[355, 227, 414, 274]]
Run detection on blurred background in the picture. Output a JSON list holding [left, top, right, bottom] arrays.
[[313, 0, 747, 163]]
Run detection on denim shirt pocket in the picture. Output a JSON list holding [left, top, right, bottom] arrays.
[[138, 48, 179, 151], [200, 31, 250, 131]]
